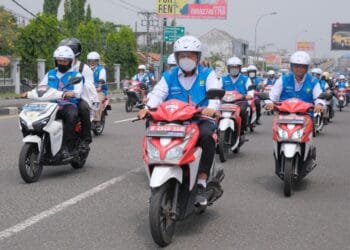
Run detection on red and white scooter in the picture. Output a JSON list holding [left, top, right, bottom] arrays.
[[137, 89, 225, 247], [270, 98, 316, 197], [217, 90, 245, 162]]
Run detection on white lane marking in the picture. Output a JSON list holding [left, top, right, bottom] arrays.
[[0, 167, 142, 241], [113, 117, 137, 124]]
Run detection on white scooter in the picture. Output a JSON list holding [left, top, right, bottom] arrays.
[[18, 77, 89, 183]]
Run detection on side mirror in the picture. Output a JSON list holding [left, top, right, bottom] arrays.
[[248, 84, 256, 91], [258, 92, 270, 100], [68, 76, 82, 85], [98, 79, 106, 85], [317, 92, 332, 101], [20, 78, 31, 87], [206, 88, 226, 100]]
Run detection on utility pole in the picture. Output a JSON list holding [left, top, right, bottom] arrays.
[[138, 11, 158, 67]]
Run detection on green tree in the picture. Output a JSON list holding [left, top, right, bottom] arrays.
[[105, 27, 138, 78], [63, 0, 86, 33], [16, 14, 64, 69], [0, 7, 18, 55], [43, 0, 61, 16], [76, 20, 102, 60]]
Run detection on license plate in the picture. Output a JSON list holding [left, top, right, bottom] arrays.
[[146, 125, 186, 138], [277, 114, 305, 124]]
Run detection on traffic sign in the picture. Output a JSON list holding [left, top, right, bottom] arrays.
[[164, 26, 185, 42]]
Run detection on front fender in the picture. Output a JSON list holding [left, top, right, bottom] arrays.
[[281, 143, 300, 158], [218, 118, 235, 132], [150, 166, 183, 188], [23, 135, 42, 152]]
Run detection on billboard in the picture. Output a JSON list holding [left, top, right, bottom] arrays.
[[264, 54, 282, 68], [331, 23, 350, 50], [296, 41, 315, 51], [156, 0, 227, 19]]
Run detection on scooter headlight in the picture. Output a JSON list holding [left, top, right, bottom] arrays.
[[32, 117, 50, 131], [147, 140, 160, 160], [165, 128, 195, 161], [277, 127, 288, 139], [291, 128, 304, 140]]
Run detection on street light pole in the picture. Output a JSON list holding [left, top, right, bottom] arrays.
[[254, 11, 277, 65]]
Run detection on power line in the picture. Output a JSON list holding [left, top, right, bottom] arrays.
[[114, 0, 145, 12], [108, 0, 138, 13], [11, 0, 37, 18]]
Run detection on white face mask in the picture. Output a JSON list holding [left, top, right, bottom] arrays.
[[179, 58, 197, 72], [230, 68, 240, 77], [249, 72, 256, 78]]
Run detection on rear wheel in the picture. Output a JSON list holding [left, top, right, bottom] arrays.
[[92, 112, 106, 136], [149, 181, 177, 247], [19, 143, 43, 183], [70, 146, 89, 169], [218, 130, 230, 162], [125, 99, 133, 112]]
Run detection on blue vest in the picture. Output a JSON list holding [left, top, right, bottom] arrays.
[[93, 65, 107, 96], [280, 73, 317, 104], [163, 65, 211, 107], [47, 69, 80, 104], [337, 82, 346, 88], [250, 76, 262, 90], [135, 73, 150, 85], [319, 79, 327, 92], [266, 78, 276, 86], [221, 73, 248, 94]]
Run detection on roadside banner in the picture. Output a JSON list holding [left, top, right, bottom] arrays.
[[331, 23, 350, 50], [296, 41, 315, 52], [156, 0, 227, 19]]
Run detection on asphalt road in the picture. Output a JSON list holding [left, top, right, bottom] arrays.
[[0, 103, 349, 250]]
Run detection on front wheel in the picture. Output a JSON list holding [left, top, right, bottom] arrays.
[[149, 181, 177, 247], [19, 143, 43, 183], [218, 130, 230, 162], [283, 156, 294, 197], [125, 99, 133, 112]]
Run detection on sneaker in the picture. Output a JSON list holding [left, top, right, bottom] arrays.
[[195, 184, 207, 206]]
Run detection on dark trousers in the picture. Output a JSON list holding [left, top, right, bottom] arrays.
[[239, 101, 248, 134], [57, 104, 78, 150], [197, 120, 216, 176], [254, 98, 261, 121], [78, 100, 92, 143]]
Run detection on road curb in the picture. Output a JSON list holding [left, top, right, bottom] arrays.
[[0, 107, 18, 116]]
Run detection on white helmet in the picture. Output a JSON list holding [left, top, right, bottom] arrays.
[[339, 75, 346, 80], [87, 51, 100, 60], [53, 46, 74, 60], [267, 70, 275, 76], [167, 53, 176, 65], [311, 68, 323, 75], [138, 64, 146, 70], [226, 57, 242, 67], [290, 51, 311, 65], [174, 35, 202, 53], [247, 65, 258, 72], [241, 67, 248, 73]]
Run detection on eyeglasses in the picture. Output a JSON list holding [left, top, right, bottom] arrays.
[[177, 52, 198, 59]]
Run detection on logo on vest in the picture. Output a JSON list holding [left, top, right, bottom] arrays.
[[200, 80, 205, 86], [306, 88, 311, 93]]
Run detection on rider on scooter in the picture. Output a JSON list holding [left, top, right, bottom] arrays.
[[166, 53, 177, 71], [220, 56, 254, 137], [59, 38, 99, 150], [87, 51, 108, 124], [22, 46, 83, 159], [311, 68, 329, 92], [336, 75, 350, 104], [264, 70, 277, 86], [265, 51, 325, 165], [247, 65, 263, 124], [138, 35, 222, 206]]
